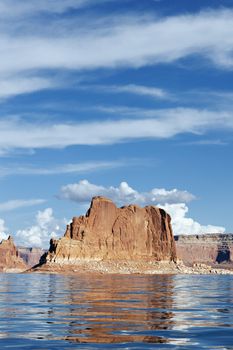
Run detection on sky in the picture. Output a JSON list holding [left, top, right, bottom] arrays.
[[0, 0, 233, 248]]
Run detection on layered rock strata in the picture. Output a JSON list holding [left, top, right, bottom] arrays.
[[0, 236, 27, 272], [41, 196, 177, 269], [175, 234, 233, 265]]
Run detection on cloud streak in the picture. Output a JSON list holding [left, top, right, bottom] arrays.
[[0, 199, 46, 212], [1, 8, 233, 76], [93, 84, 170, 99], [0, 8, 233, 99], [0, 108, 232, 153], [0, 160, 126, 177], [0, 75, 55, 100]]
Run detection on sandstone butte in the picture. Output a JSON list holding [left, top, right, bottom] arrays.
[[0, 236, 27, 272], [37, 196, 177, 273]]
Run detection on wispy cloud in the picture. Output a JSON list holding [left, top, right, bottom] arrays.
[[0, 8, 233, 99], [91, 84, 170, 99], [0, 199, 46, 212], [0, 160, 128, 176], [184, 139, 228, 146], [0, 108, 232, 153]]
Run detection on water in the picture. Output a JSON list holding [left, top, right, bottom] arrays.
[[0, 273, 232, 349]]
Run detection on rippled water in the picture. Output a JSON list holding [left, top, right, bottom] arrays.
[[0, 273, 232, 349]]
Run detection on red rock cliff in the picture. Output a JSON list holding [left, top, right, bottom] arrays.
[[0, 236, 27, 272], [44, 196, 177, 264]]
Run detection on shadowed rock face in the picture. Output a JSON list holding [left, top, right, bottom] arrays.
[[0, 236, 27, 272], [44, 197, 177, 265]]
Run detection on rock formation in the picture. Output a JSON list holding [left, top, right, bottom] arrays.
[[175, 234, 233, 266], [18, 247, 46, 267], [41, 196, 177, 268], [0, 236, 27, 272]]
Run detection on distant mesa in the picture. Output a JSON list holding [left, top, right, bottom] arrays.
[[175, 234, 233, 266], [0, 236, 27, 272], [37, 196, 177, 272]]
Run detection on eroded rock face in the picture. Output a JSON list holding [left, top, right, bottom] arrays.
[[0, 236, 27, 272], [44, 196, 177, 265]]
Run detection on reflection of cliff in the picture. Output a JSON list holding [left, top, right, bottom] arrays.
[[60, 274, 175, 344], [175, 234, 233, 265]]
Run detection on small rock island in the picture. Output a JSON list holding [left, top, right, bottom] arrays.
[[37, 196, 177, 273]]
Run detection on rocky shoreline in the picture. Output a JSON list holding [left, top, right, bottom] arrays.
[[31, 260, 233, 275]]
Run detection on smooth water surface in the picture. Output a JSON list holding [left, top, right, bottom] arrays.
[[0, 273, 232, 349]]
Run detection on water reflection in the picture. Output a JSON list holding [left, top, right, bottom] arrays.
[[61, 274, 174, 344], [0, 274, 232, 349]]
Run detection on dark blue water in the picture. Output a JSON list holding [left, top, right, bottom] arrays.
[[0, 273, 232, 349]]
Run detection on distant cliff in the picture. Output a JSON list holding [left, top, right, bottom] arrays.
[[175, 234, 233, 265], [18, 247, 46, 267], [39, 196, 177, 270], [0, 236, 27, 272]]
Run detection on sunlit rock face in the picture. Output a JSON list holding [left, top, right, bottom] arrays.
[[43, 196, 177, 265], [0, 236, 27, 272]]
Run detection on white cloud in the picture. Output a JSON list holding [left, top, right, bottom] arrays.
[[58, 180, 225, 235], [0, 108, 232, 153], [58, 179, 195, 205], [0, 199, 46, 212], [0, 160, 125, 177], [160, 203, 225, 236], [0, 218, 9, 241], [15, 208, 67, 248]]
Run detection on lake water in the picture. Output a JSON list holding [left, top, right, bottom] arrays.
[[0, 273, 232, 349]]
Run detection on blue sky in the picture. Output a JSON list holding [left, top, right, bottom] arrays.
[[0, 0, 233, 247]]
